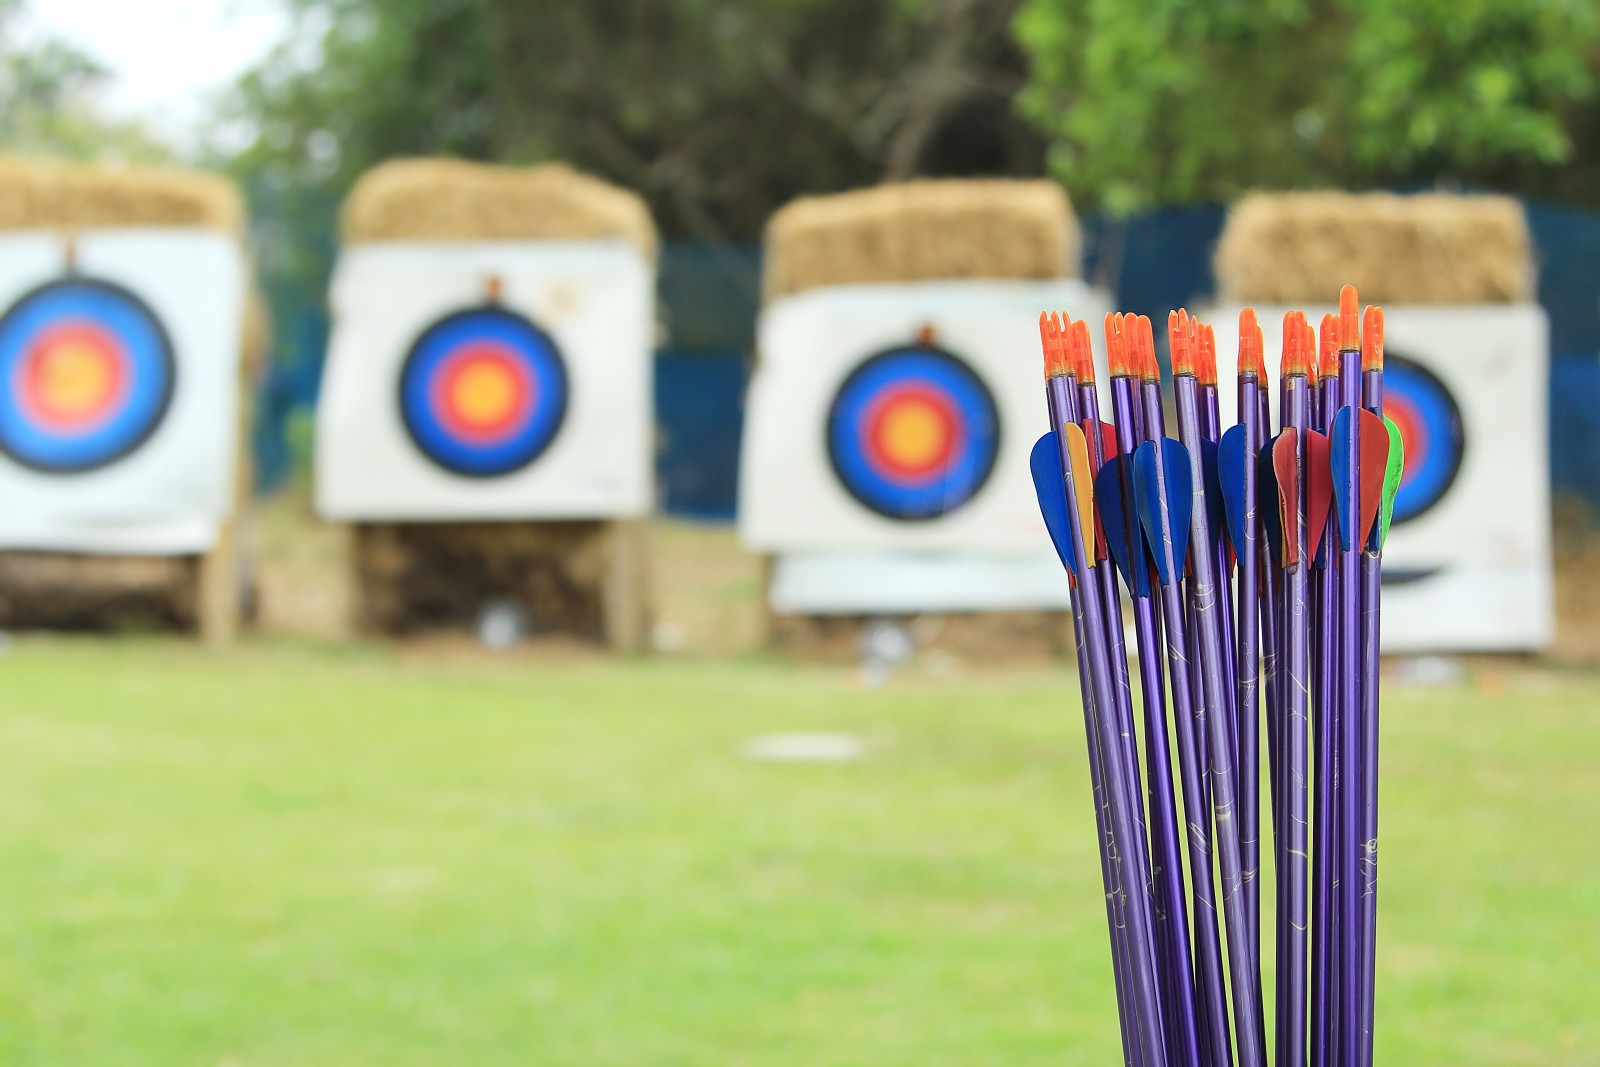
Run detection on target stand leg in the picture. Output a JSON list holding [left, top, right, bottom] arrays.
[[601, 519, 651, 654]]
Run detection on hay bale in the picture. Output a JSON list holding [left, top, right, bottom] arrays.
[[0, 156, 241, 233], [1214, 191, 1533, 305], [341, 158, 658, 256], [0, 552, 197, 631], [354, 521, 613, 640], [763, 179, 1077, 302]]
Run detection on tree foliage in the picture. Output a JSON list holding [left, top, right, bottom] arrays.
[[1015, 0, 1600, 213], [0, 0, 167, 162], [229, 0, 1042, 239]]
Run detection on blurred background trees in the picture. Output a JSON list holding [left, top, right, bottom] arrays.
[[231, 0, 1042, 240], [0, 0, 165, 161], [1015, 0, 1600, 214]]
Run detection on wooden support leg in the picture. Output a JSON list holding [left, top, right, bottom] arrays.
[[602, 519, 651, 653], [197, 520, 240, 647]]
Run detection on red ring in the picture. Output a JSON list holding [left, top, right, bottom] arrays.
[[13, 319, 131, 433], [861, 383, 963, 482], [1385, 394, 1425, 490], [427, 342, 538, 445]]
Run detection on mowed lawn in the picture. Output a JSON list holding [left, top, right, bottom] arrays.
[[0, 639, 1595, 1065]]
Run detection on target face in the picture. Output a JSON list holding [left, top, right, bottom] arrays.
[[0, 278, 176, 473], [826, 344, 1000, 521], [1383, 354, 1465, 525], [399, 306, 569, 478]]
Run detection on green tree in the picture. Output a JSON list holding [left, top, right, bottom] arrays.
[[227, 0, 1043, 239], [1015, 0, 1600, 214], [0, 0, 167, 161]]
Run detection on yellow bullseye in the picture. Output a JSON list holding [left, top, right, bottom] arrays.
[[37, 341, 116, 417], [879, 398, 948, 469], [450, 360, 517, 427]]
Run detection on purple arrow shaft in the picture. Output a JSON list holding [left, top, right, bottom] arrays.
[[1049, 376, 1143, 1066], [1279, 377, 1312, 1067], [1255, 391, 1283, 849], [1175, 373, 1266, 1067], [1357, 368, 1384, 1067], [1050, 375, 1168, 1066], [1311, 372, 1340, 1067], [1111, 374, 1204, 1067], [1139, 377, 1233, 1067], [1336, 351, 1364, 1058], [1235, 375, 1264, 968]]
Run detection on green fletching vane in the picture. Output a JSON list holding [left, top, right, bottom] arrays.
[[1379, 415, 1405, 547]]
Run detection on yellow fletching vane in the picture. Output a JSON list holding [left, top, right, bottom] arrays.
[[1061, 422, 1097, 564]]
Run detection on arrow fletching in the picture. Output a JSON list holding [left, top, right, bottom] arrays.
[[1062, 422, 1097, 562], [1332, 409, 1354, 551], [1030, 433, 1078, 577], [1218, 424, 1250, 561], [1379, 415, 1406, 548], [1305, 428, 1333, 568], [1132, 437, 1193, 587], [1095, 455, 1152, 597], [1201, 437, 1228, 563], [1259, 435, 1284, 570], [1358, 408, 1390, 550], [1273, 429, 1302, 567]]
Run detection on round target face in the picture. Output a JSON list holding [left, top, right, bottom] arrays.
[[399, 306, 569, 478], [1383, 354, 1465, 525], [827, 344, 1000, 521], [0, 278, 176, 473]]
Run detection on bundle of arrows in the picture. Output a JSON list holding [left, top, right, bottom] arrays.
[[1031, 285, 1404, 1067]]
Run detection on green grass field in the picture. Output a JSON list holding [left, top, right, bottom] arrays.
[[0, 638, 1595, 1065]]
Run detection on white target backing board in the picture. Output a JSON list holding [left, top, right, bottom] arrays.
[[742, 279, 1108, 614], [0, 229, 246, 555], [1205, 303, 1551, 652], [316, 241, 653, 521]]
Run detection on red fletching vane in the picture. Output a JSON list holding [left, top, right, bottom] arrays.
[[1305, 429, 1333, 556], [1357, 408, 1390, 548], [1273, 429, 1302, 567]]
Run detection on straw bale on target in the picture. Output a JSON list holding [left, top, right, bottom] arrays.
[[331, 158, 655, 650], [341, 158, 658, 257], [763, 179, 1076, 301], [0, 158, 255, 642], [752, 179, 1086, 660], [0, 156, 242, 233], [1214, 191, 1532, 306]]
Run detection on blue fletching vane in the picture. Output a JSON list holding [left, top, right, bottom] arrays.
[[1030, 433, 1077, 578], [1331, 408, 1354, 551], [1132, 438, 1193, 588], [1258, 434, 1283, 571], [1218, 425, 1249, 559], [1095, 456, 1150, 598], [1201, 438, 1226, 557]]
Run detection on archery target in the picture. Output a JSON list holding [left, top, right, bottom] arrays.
[[826, 344, 999, 521], [0, 277, 175, 473], [316, 241, 654, 521], [741, 278, 1110, 583], [1205, 302, 1550, 651], [1382, 354, 1464, 525], [398, 306, 568, 478], [0, 229, 246, 553]]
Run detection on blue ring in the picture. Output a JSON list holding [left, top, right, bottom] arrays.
[[826, 344, 1000, 521], [1384, 355, 1463, 525], [398, 306, 569, 478], [0, 278, 176, 474]]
